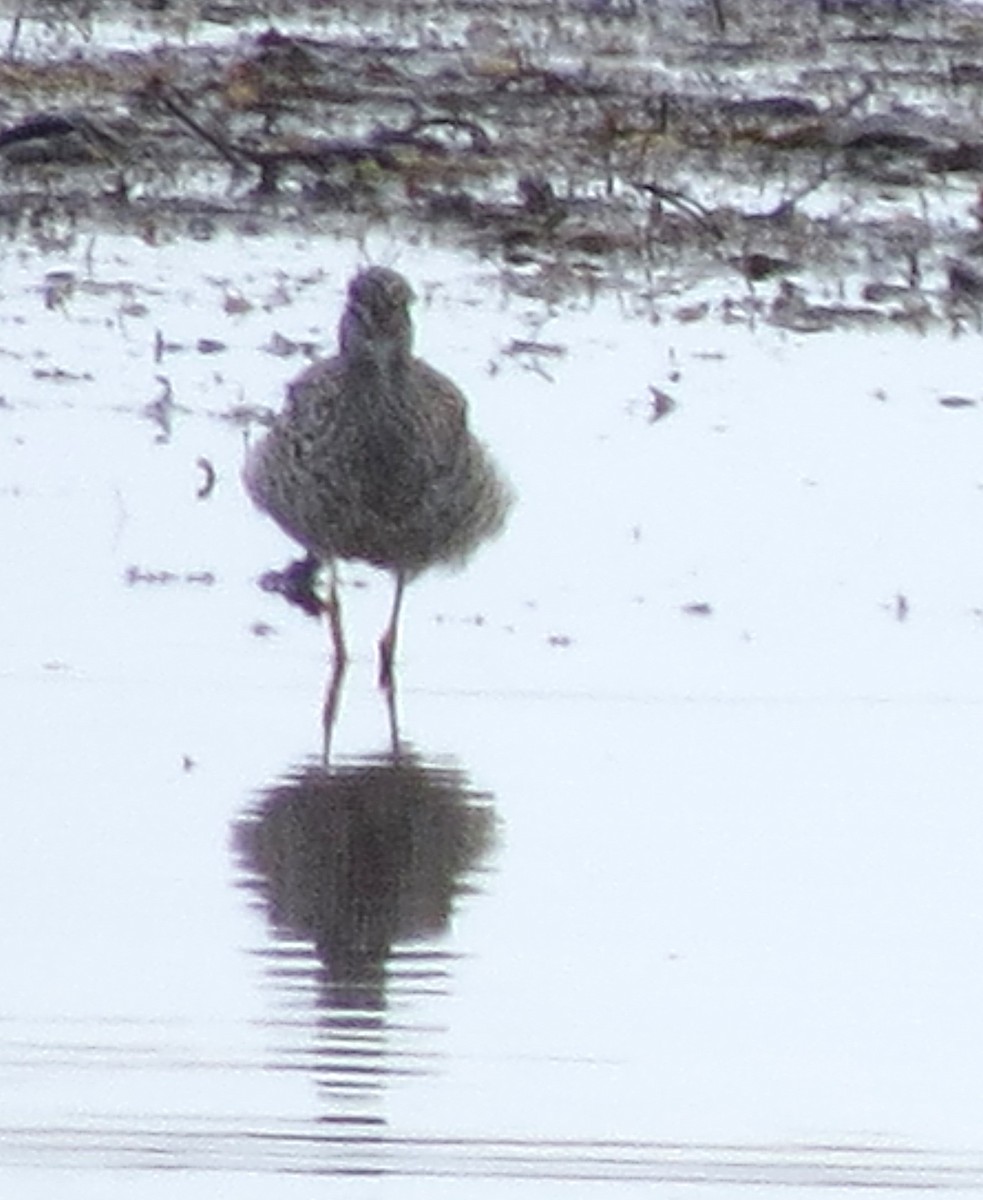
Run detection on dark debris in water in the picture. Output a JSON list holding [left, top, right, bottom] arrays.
[[31, 365, 93, 382], [258, 554, 325, 619], [647, 386, 677, 422], [124, 565, 217, 585], [3, 0, 983, 314], [195, 456, 217, 498]]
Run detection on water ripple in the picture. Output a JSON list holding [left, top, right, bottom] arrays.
[[1, 1121, 980, 1188]]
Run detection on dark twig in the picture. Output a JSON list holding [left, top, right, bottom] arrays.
[[633, 181, 725, 239], [145, 79, 247, 170], [143, 76, 494, 198]]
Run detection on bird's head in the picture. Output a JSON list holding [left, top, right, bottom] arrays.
[[339, 267, 415, 363]]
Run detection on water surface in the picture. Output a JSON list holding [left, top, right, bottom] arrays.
[[3, 230, 983, 1197]]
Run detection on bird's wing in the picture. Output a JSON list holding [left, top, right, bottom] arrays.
[[411, 359, 469, 429], [282, 356, 345, 424]]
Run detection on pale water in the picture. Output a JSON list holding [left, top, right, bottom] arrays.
[[3, 231, 983, 1198]]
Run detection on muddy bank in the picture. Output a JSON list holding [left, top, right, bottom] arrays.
[[3, 0, 983, 320]]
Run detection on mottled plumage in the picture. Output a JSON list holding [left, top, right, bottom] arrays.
[[244, 267, 512, 687]]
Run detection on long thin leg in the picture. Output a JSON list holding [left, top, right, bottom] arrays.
[[384, 670, 402, 759], [324, 561, 347, 671], [377, 569, 406, 692], [321, 654, 346, 766]]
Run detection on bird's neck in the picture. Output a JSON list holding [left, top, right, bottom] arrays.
[[343, 337, 414, 393]]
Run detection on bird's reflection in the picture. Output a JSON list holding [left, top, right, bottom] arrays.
[[233, 667, 498, 1123]]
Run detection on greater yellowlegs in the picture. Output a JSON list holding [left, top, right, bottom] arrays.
[[244, 266, 512, 689]]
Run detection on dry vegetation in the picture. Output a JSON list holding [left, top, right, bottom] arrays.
[[4, 0, 983, 319]]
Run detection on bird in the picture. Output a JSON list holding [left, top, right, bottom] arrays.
[[244, 266, 513, 690]]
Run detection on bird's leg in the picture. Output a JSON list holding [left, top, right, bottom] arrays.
[[321, 654, 346, 766], [377, 569, 406, 692], [384, 670, 402, 759], [323, 561, 348, 672]]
